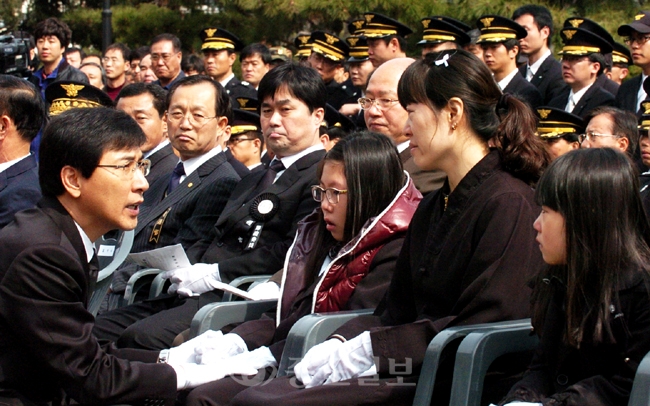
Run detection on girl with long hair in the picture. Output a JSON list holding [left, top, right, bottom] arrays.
[[174, 131, 421, 401], [232, 49, 549, 406], [500, 148, 650, 406]]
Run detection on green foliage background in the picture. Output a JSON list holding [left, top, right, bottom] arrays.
[[4, 0, 648, 65]]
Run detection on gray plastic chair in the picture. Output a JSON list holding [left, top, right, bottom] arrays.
[[277, 309, 374, 377], [123, 268, 165, 305], [448, 319, 537, 406], [629, 349, 650, 406], [189, 299, 278, 338], [88, 229, 134, 316]]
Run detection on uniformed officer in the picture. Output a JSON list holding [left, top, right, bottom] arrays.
[[199, 27, 257, 101], [307, 31, 356, 110], [418, 16, 471, 58], [362, 12, 413, 67], [609, 41, 632, 85], [293, 33, 312, 65], [535, 106, 584, 160]]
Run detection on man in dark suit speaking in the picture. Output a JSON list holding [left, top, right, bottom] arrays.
[[94, 63, 326, 350]]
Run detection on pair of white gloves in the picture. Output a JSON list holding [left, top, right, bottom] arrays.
[[162, 264, 281, 300], [163, 330, 277, 390], [489, 403, 543, 406], [293, 331, 376, 388]]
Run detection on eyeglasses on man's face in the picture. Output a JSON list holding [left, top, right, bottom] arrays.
[[311, 185, 348, 204], [578, 131, 621, 144], [624, 34, 650, 46], [227, 136, 256, 146], [167, 110, 217, 128], [97, 159, 151, 178], [150, 53, 177, 63], [358, 97, 400, 111]]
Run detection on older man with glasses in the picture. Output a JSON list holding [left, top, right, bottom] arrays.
[[150, 33, 185, 90], [580, 105, 638, 156]]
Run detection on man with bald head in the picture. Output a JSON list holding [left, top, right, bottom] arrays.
[[361, 57, 444, 194]]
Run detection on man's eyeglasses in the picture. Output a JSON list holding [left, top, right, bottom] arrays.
[[358, 97, 400, 111], [150, 53, 176, 63], [227, 137, 256, 146], [98, 159, 151, 178], [578, 131, 621, 144], [167, 111, 217, 127], [624, 35, 650, 46], [311, 186, 348, 204]]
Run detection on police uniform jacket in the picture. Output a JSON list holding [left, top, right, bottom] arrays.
[[0, 154, 40, 229], [616, 75, 643, 116], [548, 85, 616, 119], [224, 76, 257, 101], [146, 143, 178, 187], [519, 56, 567, 105], [503, 72, 544, 109]]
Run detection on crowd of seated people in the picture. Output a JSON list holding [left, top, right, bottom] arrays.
[[2, 5, 650, 406]]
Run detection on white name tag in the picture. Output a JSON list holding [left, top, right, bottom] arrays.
[[97, 245, 115, 257]]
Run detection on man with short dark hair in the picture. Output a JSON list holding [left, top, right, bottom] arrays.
[[363, 12, 412, 68], [103, 43, 131, 100], [582, 106, 638, 156], [65, 46, 85, 68], [0, 76, 45, 228], [28, 17, 88, 97], [115, 83, 177, 185], [240, 43, 271, 89], [94, 64, 326, 350], [513, 5, 567, 104], [617, 11, 650, 115], [151, 33, 185, 90], [80, 61, 106, 89]]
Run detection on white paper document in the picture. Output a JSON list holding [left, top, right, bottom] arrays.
[[126, 244, 191, 271]]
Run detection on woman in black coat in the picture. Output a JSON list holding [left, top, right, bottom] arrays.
[[500, 148, 650, 406]]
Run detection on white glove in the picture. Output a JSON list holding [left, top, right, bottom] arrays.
[[165, 329, 224, 365], [501, 403, 544, 406], [293, 339, 343, 387], [163, 263, 221, 297], [172, 362, 258, 390], [246, 282, 281, 300], [227, 346, 277, 370], [195, 333, 248, 365], [309, 331, 374, 387]]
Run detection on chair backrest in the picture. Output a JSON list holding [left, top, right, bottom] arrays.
[[629, 349, 650, 406], [87, 229, 134, 316]]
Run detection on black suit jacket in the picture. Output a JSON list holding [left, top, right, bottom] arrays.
[[0, 154, 41, 229], [548, 84, 616, 119], [616, 75, 643, 115], [111, 151, 240, 292], [595, 73, 620, 96], [225, 147, 251, 178], [0, 197, 176, 405], [188, 149, 325, 293], [519, 56, 567, 104], [145, 143, 177, 187], [399, 148, 445, 196], [503, 71, 543, 109]]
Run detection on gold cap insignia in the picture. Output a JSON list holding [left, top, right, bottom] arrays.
[[564, 30, 577, 40], [643, 102, 650, 114], [636, 14, 646, 21], [298, 35, 310, 45], [422, 19, 431, 29], [353, 20, 364, 30], [348, 37, 359, 46], [204, 28, 217, 38], [568, 19, 583, 28], [237, 98, 248, 108], [480, 17, 494, 28], [365, 14, 374, 23], [537, 109, 551, 119], [324, 33, 338, 44], [61, 84, 85, 97]]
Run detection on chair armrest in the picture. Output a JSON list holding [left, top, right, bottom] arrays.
[[223, 275, 272, 302], [149, 272, 170, 299], [96, 229, 134, 282], [277, 309, 374, 377], [123, 268, 163, 304], [629, 349, 650, 406], [449, 319, 537, 406], [189, 299, 278, 338]]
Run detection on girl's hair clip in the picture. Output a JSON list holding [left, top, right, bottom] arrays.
[[434, 51, 456, 67]]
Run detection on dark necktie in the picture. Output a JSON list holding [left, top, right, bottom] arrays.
[[246, 159, 285, 201], [168, 162, 185, 193]]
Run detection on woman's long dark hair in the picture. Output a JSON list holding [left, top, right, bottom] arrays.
[[533, 148, 650, 347], [397, 49, 549, 185], [303, 131, 405, 287]]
